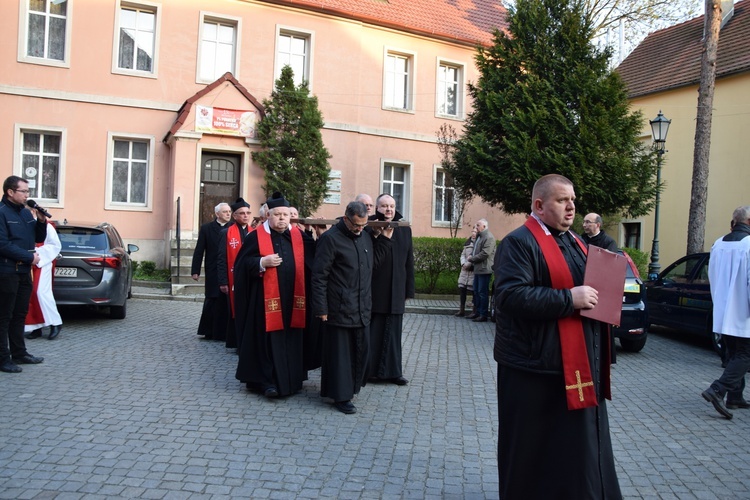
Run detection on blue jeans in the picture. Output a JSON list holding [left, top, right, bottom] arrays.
[[473, 273, 491, 318]]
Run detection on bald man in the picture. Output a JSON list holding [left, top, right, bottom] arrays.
[[581, 213, 617, 252]]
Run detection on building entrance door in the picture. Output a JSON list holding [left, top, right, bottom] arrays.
[[199, 152, 241, 224]]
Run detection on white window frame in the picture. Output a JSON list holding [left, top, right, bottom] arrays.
[[432, 164, 461, 227], [17, 0, 73, 68], [380, 159, 412, 219], [196, 12, 242, 84], [111, 0, 161, 78], [274, 25, 314, 89], [105, 132, 155, 211], [14, 123, 66, 208], [436, 58, 464, 119], [382, 47, 416, 113]]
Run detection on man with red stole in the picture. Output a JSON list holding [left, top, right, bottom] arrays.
[[217, 198, 252, 348], [234, 193, 315, 398], [493, 174, 621, 499]]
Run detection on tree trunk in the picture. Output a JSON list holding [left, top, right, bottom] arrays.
[[687, 0, 721, 255]]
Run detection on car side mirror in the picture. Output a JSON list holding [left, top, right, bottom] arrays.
[[127, 244, 139, 254]]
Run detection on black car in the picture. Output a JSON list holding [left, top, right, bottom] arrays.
[[613, 252, 649, 352], [645, 252, 724, 357], [53, 221, 139, 319]]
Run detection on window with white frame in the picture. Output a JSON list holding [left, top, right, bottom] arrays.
[[383, 50, 414, 111], [20, 129, 62, 202], [381, 161, 410, 217], [19, 0, 71, 66], [434, 166, 457, 224], [437, 61, 463, 118], [114, 1, 159, 75], [107, 135, 153, 208], [275, 28, 312, 87], [197, 14, 240, 83]]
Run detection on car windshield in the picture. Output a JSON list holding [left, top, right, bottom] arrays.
[[58, 228, 108, 252]]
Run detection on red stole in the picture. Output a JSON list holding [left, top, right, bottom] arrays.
[[525, 216, 607, 410], [25, 241, 47, 326], [256, 226, 306, 332], [226, 224, 245, 318]]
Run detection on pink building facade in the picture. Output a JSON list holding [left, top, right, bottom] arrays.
[[1, 0, 523, 272]]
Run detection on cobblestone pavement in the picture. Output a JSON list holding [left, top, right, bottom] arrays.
[[1, 298, 749, 499]]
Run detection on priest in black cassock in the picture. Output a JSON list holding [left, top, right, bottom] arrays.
[[234, 193, 315, 398], [366, 193, 414, 385], [191, 202, 232, 340], [493, 174, 622, 500]]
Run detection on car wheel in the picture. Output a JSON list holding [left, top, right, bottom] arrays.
[[110, 301, 127, 320], [620, 337, 647, 353]]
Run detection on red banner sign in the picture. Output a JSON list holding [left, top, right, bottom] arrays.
[[195, 105, 256, 138]]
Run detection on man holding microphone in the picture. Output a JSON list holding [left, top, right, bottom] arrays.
[[0, 175, 47, 373]]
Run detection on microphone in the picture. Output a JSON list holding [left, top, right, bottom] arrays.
[[27, 199, 53, 219]]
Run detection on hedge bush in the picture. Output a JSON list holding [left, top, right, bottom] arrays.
[[622, 247, 649, 279], [413, 237, 466, 294]]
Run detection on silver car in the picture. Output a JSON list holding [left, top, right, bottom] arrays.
[[52, 221, 139, 319]]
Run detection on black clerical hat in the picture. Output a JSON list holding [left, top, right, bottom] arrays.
[[230, 197, 250, 212], [266, 192, 290, 210]]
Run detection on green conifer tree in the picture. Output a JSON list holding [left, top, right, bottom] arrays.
[[450, 0, 657, 217], [252, 66, 331, 217]]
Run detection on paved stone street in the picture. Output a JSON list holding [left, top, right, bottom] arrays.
[[1, 298, 749, 499]]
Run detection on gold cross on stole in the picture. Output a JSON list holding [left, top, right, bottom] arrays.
[[565, 370, 594, 402]]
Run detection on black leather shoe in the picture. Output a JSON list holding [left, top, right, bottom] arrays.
[[466, 313, 479, 320], [264, 387, 279, 398], [13, 354, 44, 365], [454, 311, 465, 317], [391, 376, 409, 386], [702, 388, 733, 419], [24, 329, 42, 339], [472, 316, 488, 323], [726, 399, 750, 409], [0, 361, 22, 373], [48, 325, 62, 340], [333, 401, 356, 414]]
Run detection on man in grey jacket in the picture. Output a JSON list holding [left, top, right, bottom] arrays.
[[467, 219, 496, 322]]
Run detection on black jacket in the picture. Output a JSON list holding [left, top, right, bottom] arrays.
[[582, 230, 618, 252], [191, 219, 227, 297], [311, 219, 392, 327], [493, 224, 605, 376], [0, 195, 47, 274], [368, 212, 415, 314]]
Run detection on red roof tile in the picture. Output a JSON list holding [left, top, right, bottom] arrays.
[[617, 0, 750, 98], [254, 0, 509, 46]]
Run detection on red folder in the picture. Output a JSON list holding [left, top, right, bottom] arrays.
[[580, 246, 627, 326]]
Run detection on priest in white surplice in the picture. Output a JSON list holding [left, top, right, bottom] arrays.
[[25, 222, 63, 340]]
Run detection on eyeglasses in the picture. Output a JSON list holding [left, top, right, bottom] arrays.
[[13, 189, 30, 194], [582, 220, 597, 225], [346, 216, 368, 229]]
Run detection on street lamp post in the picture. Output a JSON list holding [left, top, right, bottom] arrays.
[[648, 110, 671, 280]]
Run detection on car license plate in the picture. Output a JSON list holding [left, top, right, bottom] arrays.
[[55, 267, 78, 278]]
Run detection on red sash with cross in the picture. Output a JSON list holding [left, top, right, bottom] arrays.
[[525, 216, 605, 410], [256, 226, 306, 332], [226, 223, 244, 318]]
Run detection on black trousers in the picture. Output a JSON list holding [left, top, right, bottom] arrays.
[[712, 336, 750, 401], [0, 273, 33, 362]]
